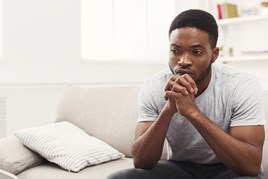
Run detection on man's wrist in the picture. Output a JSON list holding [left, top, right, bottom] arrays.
[[185, 108, 204, 122], [162, 103, 176, 117]]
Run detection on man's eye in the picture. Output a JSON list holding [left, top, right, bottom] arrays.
[[171, 49, 180, 55], [193, 50, 203, 56]]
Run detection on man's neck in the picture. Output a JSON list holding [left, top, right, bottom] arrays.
[[196, 70, 212, 97]]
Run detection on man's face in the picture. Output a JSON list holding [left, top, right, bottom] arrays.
[[168, 27, 218, 85]]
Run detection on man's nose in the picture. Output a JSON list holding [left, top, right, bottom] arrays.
[[178, 53, 192, 67]]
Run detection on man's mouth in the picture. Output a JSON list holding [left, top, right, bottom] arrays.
[[175, 69, 194, 76]]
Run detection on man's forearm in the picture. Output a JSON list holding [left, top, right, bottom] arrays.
[[187, 110, 264, 176], [131, 107, 174, 169]]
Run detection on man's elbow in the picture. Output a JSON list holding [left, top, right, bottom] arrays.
[[235, 163, 261, 177], [244, 165, 260, 176], [133, 157, 156, 170]]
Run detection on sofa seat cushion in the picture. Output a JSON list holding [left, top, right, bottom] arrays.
[[17, 158, 133, 179]]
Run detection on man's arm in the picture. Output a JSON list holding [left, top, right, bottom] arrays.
[[131, 100, 175, 169], [188, 110, 264, 176]]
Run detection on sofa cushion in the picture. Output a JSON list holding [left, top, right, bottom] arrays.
[[55, 85, 140, 157], [0, 135, 45, 175], [17, 158, 134, 179], [14, 121, 124, 172]]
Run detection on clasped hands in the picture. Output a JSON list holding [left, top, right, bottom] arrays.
[[164, 74, 199, 116]]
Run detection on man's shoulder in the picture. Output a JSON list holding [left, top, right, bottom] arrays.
[[152, 68, 172, 80], [144, 68, 171, 84], [213, 62, 260, 89], [140, 68, 171, 95], [213, 62, 253, 81], [213, 62, 241, 77]]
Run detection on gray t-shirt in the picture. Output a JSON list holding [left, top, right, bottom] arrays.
[[138, 62, 266, 164]]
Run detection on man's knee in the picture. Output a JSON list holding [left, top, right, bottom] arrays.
[[107, 168, 149, 179], [107, 168, 138, 179], [106, 171, 121, 179]]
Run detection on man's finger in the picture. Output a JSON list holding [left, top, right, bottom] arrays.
[[171, 83, 189, 95], [165, 90, 182, 99]]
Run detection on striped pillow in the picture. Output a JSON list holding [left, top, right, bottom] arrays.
[[14, 122, 124, 172]]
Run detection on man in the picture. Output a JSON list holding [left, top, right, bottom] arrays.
[[108, 9, 267, 179]]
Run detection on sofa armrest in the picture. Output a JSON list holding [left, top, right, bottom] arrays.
[[0, 135, 46, 175]]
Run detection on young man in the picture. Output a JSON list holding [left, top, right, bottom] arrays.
[[108, 9, 267, 179]]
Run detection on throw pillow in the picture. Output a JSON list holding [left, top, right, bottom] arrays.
[[0, 135, 45, 174], [14, 122, 124, 172]]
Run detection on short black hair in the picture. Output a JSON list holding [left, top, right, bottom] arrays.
[[169, 9, 218, 48]]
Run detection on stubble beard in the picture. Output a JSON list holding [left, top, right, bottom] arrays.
[[169, 61, 212, 85], [195, 62, 212, 85]]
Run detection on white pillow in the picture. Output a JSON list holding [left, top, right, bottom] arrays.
[[0, 135, 45, 174], [14, 122, 124, 172]]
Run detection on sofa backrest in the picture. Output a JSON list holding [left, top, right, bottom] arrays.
[[55, 85, 140, 157], [55, 85, 268, 174]]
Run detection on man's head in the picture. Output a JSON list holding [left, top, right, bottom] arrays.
[[169, 9, 218, 48], [168, 9, 219, 89]]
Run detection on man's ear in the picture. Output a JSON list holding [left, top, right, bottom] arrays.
[[212, 47, 219, 63]]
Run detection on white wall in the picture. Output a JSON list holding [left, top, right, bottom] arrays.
[[0, 0, 166, 85], [0, 0, 267, 85]]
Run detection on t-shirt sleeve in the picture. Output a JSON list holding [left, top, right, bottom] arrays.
[[138, 78, 159, 122], [230, 74, 266, 127]]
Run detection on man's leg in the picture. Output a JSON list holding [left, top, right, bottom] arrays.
[[232, 171, 268, 179], [107, 160, 195, 179], [177, 161, 267, 179], [172, 161, 268, 179], [172, 161, 239, 179]]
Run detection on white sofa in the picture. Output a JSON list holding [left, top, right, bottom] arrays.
[[0, 85, 267, 179]]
